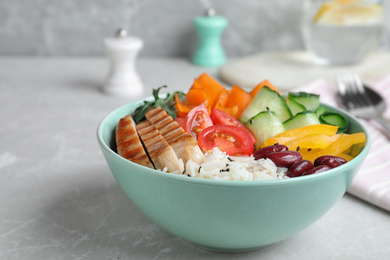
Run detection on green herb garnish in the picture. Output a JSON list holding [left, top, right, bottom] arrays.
[[132, 86, 185, 123]]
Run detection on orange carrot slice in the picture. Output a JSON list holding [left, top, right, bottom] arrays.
[[215, 102, 239, 119], [185, 88, 208, 106], [215, 85, 252, 118], [214, 88, 238, 117], [175, 89, 209, 117], [196, 73, 225, 109]]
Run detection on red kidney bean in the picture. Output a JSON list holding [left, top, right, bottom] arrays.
[[314, 155, 347, 168], [266, 151, 302, 167], [302, 165, 331, 176], [254, 144, 288, 160], [287, 160, 314, 178]]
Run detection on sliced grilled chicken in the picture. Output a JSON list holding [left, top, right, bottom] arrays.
[[145, 107, 204, 165], [116, 114, 154, 169], [136, 120, 182, 172]]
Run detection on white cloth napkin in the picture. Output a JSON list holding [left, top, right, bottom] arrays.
[[298, 76, 390, 212]]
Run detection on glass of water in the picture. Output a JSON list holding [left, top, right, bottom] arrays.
[[302, 0, 384, 66]]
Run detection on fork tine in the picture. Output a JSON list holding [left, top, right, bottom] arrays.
[[338, 73, 370, 109], [337, 73, 379, 118], [344, 74, 362, 109], [336, 75, 352, 109], [348, 73, 373, 108], [337, 74, 360, 109], [337, 74, 390, 135], [352, 73, 364, 93]]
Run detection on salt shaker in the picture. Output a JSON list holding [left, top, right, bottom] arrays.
[[102, 29, 143, 96], [193, 8, 228, 67]]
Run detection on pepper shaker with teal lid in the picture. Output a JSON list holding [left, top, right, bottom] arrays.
[[193, 8, 228, 67]]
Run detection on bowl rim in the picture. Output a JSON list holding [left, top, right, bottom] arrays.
[[97, 97, 371, 187]]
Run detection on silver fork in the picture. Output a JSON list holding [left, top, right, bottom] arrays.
[[337, 73, 390, 136]]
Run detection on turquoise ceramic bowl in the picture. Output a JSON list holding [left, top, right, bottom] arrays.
[[97, 99, 370, 253]]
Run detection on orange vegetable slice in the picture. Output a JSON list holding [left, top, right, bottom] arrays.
[[196, 73, 225, 109], [185, 88, 208, 106], [174, 89, 209, 117], [214, 89, 240, 118], [214, 105, 239, 118], [176, 74, 226, 117], [215, 85, 252, 119]]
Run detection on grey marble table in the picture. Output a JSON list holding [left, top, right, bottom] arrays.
[[0, 57, 389, 260]]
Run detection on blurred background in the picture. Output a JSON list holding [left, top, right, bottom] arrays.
[[1, 0, 389, 58]]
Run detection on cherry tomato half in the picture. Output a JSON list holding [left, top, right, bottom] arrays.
[[185, 103, 213, 139], [198, 125, 254, 156], [210, 108, 256, 144]]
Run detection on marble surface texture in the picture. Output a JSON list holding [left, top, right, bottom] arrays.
[[0, 0, 389, 57], [0, 57, 389, 260]]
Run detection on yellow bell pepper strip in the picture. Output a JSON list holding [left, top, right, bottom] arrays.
[[303, 132, 366, 162], [262, 124, 339, 147], [336, 153, 354, 162], [274, 124, 338, 138], [298, 148, 322, 160], [284, 134, 342, 151], [261, 124, 365, 163], [263, 136, 296, 147], [344, 142, 366, 157]]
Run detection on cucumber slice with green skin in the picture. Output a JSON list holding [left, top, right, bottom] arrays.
[[288, 92, 320, 112], [286, 97, 306, 116], [315, 105, 330, 118], [239, 86, 292, 123], [319, 112, 349, 133], [283, 111, 321, 131], [245, 110, 285, 149]]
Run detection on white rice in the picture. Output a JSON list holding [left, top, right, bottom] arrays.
[[169, 147, 289, 181]]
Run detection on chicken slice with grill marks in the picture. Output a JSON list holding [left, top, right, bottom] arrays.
[[136, 120, 182, 173], [115, 114, 154, 169], [145, 107, 204, 165]]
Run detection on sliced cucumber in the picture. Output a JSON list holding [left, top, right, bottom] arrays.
[[288, 92, 320, 112], [245, 111, 285, 149], [319, 112, 349, 133], [315, 105, 330, 118], [283, 111, 321, 131], [286, 97, 306, 116], [239, 86, 292, 123]]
